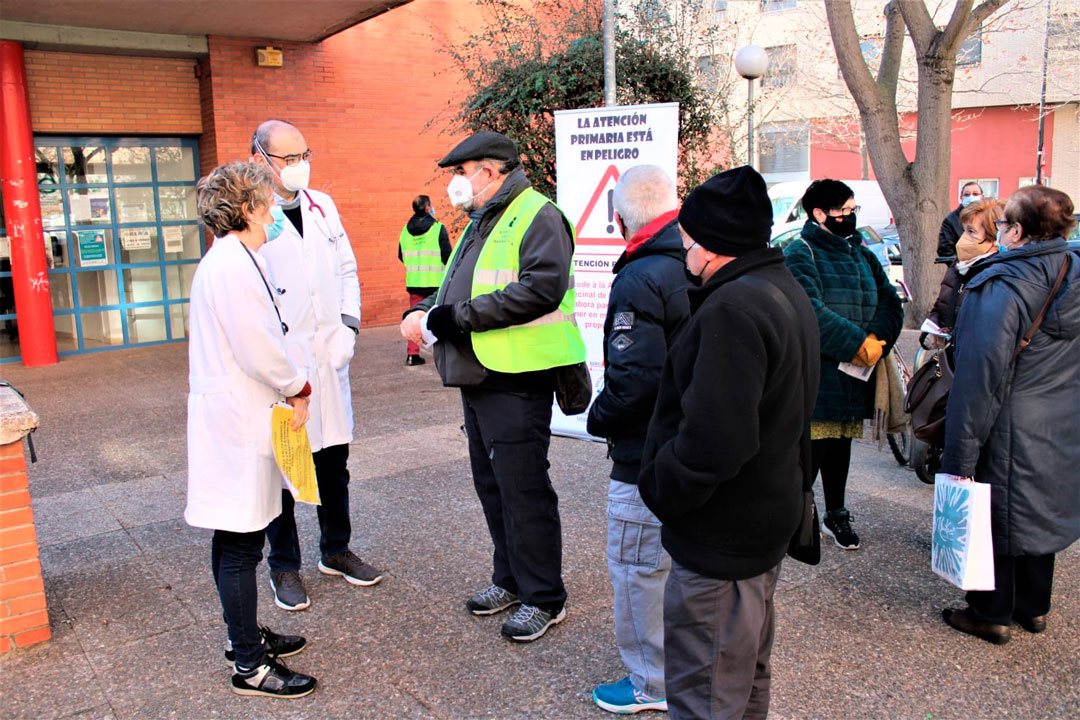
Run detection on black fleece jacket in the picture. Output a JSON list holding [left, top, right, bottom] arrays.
[[638, 248, 820, 580]]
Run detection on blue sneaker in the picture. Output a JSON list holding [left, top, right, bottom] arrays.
[[593, 676, 668, 714]]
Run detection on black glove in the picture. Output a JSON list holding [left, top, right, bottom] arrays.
[[426, 304, 467, 343]]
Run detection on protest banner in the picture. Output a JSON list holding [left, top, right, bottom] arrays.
[[551, 102, 679, 439]]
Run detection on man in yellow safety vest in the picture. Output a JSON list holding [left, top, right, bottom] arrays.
[[398, 194, 450, 365], [400, 131, 584, 643]]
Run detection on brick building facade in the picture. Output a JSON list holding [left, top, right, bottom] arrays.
[[1, 0, 475, 364]]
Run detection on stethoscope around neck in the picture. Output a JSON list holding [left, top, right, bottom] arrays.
[[296, 189, 342, 242], [303, 189, 326, 219]]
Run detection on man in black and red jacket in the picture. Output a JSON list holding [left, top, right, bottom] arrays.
[[587, 164, 690, 715]]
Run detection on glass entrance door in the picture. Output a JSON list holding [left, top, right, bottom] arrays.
[[33, 136, 202, 357]]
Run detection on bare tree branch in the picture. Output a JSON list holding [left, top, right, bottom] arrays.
[[897, 0, 937, 54], [969, 0, 1013, 34], [940, 0, 976, 53], [877, 1, 906, 97], [826, 0, 881, 104]]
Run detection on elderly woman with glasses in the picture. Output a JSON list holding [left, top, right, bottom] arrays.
[[784, 179, 904, 551], [940, 185, 1079, 645], [186, 161, 318, 699]]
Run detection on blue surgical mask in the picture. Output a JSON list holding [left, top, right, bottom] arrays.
[[995, 224, 1012, 254], [961, 195, 980, 207], [261, 205, 287, 242]]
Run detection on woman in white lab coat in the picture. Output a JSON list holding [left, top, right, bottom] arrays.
[[186, 161, 316, 699]]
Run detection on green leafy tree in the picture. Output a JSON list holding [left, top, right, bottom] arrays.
[[438, 0, 720, 197]]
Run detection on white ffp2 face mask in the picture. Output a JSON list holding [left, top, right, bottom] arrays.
[[447, 173, 475, 207], [279, 160, 310, 192]]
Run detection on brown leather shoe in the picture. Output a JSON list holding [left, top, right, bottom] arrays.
[[942, 607, 1011, 645], [1015, 615, 1047, 633]]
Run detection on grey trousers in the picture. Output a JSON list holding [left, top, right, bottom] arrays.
[[607, 479, 671, 698], [663, 560, 782, 720]]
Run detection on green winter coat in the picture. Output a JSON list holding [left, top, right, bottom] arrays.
[[784, 221, 904, 422]]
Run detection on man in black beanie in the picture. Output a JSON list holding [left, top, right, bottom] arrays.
[[638, 165, 821, 719]]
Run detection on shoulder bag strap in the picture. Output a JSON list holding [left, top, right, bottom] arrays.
[[1010, 253, 1072, 363]]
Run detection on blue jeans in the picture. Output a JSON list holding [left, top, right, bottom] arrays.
[[607, 479, 670, 698], [211, 528, 267, 668]]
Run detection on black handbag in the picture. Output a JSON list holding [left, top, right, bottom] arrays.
[[788, 489, 821, 565], [554, 361, 592, 415], [905, 349, 953, 447]]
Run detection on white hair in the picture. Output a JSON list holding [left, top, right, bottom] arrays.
[[612, 165, 678, 237]]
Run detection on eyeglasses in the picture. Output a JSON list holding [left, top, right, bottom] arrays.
[[264, 149, 313, 166], [993, 219, 1014, 228], [828, 205, 861, 217]]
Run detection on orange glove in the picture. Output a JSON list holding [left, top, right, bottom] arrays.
[[852, 333, 886, 367]]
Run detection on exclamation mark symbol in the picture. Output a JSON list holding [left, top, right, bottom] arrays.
[[605, 189, 615, 234]]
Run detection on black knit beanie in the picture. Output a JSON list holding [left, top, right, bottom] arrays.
[[678, 165, 773, 255]]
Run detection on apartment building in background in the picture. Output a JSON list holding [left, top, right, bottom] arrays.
[[694, 0, 1079, 201]]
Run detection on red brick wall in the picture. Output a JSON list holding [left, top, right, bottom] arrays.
[[0, 441, 49, 653], [200, 0, 475, 326], [22, 0, 478, 327], [24, 51, 201, 135]]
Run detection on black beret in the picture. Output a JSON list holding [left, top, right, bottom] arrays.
[[438, 131, 519, 168], [678, 165, 773, 256]]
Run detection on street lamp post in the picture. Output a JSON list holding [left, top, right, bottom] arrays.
[[734, 45, 769, 168]]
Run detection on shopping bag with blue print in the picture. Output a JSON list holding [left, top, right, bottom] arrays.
[[931, 474, 994, 590]]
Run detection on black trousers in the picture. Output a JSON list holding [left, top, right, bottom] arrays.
[[265, 443, 352, 572], [211, 528, 266, 668], [967, 553, 1055, 626], [810, 437, 852, 513], [460, 386, 566, 610]]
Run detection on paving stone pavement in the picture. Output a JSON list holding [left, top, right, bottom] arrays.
[[1, 327, 1077, 719]]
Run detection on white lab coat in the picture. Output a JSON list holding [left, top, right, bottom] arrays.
[[185, 235, 308, 534], [259, 189, 360, 452]]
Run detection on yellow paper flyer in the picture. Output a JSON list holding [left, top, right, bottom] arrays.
[[271, 404, 320, 505]]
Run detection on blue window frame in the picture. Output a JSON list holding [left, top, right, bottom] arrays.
[[5, 136, 204, 362]]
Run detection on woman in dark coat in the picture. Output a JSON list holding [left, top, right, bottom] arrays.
[[920, 198, 1004, 351], [941, 185, 1080, 645], [784, 180, 904, 551]]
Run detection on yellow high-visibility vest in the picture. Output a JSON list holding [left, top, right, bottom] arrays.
[[399, 222, 445, 288], [438, 188, 585, 373]]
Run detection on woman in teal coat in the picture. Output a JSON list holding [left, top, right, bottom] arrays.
[[784, 179, 904, 550]]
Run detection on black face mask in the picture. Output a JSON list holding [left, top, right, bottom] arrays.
[[684, 264, 704, 287], [824, 213, 857, 237]]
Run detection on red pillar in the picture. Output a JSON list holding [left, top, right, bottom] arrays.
[[0, 41, 57, 366]]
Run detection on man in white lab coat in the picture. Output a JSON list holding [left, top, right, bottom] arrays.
[[252, 119, 382, 611]]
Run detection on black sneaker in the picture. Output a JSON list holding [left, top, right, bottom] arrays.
[[405, 354, 426, 366], [465, 584, 521, 616], [270, 570, 311, 611], [225, 625, 307, 665], [318, 550, 383, 586], [500, 604, 566, 642], [231, 655, 317, 699], [822, 508, 860, 550]]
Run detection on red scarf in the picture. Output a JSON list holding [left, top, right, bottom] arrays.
[[625, 209, 680, 257]]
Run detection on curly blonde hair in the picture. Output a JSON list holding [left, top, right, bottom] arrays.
[[196, 161, 274, 238]]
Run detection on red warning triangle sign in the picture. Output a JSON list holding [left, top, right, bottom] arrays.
[[574, 164, 622, 245]]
